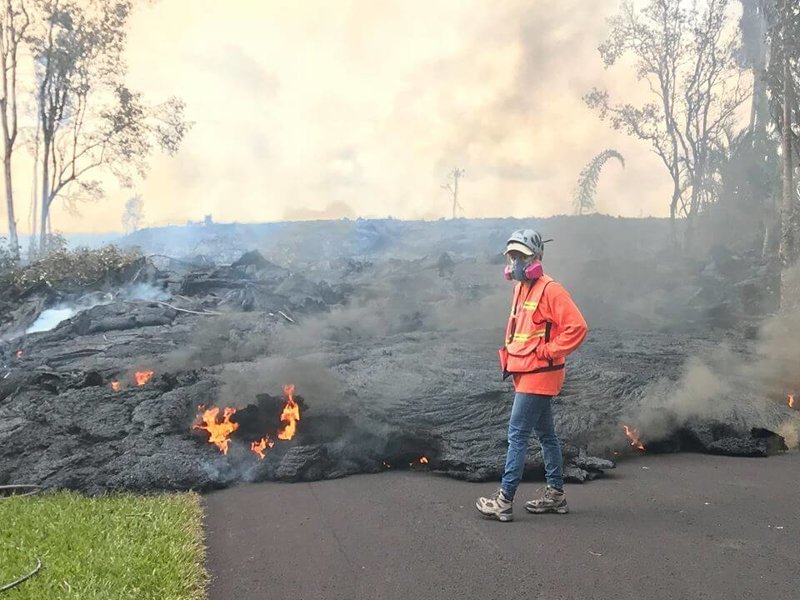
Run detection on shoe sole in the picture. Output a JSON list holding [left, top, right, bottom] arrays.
[[524, 505, 569, 514], [475, 502, 513, 522]]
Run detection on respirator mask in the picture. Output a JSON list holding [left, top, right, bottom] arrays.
[[504, 257, 543, 282]]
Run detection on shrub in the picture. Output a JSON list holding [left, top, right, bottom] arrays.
[[0, 236, 15, 272], [1, 243, 144, 296]]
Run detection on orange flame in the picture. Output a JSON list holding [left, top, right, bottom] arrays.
[[15, 350, 22, 358], [419, 456, 429, 464], [110, 381, 121, 392], [194, 406, 239, 455], [250, 435, 275, 460], [790, 394, 796, 409], [277, 384, 301, 440], [135, 370, 154, 386], [623, 424, 645, 451]]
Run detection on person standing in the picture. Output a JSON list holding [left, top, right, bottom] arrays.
[[476, 229, 588, 522]]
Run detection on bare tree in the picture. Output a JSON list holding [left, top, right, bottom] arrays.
[[762, 0, 800, 305], [779, 18, 794, 274], [30, 0, 189, 250], [121, 193, 142, 234], [585, 0, 751, 246], [573, 149, 625, 215], [0, 0, 29, 260], [441, 167, 464, 219], [739, 0, 770, 137]]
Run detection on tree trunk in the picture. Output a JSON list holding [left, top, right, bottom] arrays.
[[748, 73, 760, 135], [779, 19, 797, 310], [452, 175, 458, 219], [669, 179, 681, 248], [3, 149, 17, 260], [0, 86, 17, 261], [39, 139, 50, 251], [747, 2, 768, 140]]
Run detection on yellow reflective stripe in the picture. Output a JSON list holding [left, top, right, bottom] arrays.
[[511, 329, 546, 341], [521, 301, 539, 310]]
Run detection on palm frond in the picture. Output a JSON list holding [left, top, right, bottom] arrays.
[[573, 149, 625, 215]]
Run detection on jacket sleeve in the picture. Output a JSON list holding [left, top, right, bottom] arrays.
[[536, 283, 588, 361]]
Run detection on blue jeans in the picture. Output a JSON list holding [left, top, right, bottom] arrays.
[[500, 392, 564, 499]]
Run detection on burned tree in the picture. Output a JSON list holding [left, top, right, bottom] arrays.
[[739, 0, 771, 137], [0, 0, 30, 261], [585, 0, 750, 246], [573, 149, 625, 215], [763, 0, 800, 307], [30, 0, 189, 250], [441, 167, 464, 219], [122, 194, 143, 234]]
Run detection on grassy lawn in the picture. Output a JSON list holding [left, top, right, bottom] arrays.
[[0, 491, 207, 600]]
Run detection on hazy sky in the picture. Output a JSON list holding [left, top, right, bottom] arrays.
[[16, 0, 673, 233]]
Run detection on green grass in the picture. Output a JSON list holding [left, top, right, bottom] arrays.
[[0, 491, 207, 600]]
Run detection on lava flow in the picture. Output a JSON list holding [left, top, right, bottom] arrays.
[[135, 370, 154, 386], [789, 394, 796, 409], [277, 384, 301, 440], [194, 406, 239, 455], [110, 380, 121, 392], [623, 424, 645, 451]]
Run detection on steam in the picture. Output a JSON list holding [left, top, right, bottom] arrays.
[[27, 307, 83, 334], [217, 357, 346, 411], [160, 314, 271, 372], [25, 283, 171, 335], [124, 283, 171, 302], [632, 265, 800, 448]]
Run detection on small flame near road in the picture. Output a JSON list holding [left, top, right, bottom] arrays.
[[135, 370, 154, 386], [193, 406, 239, 455], [277, 384, 300, 440], [110, 381, 121, 392], [194, 384, 301, 458], [251, 435, 275, 460], [623, 424, 645, 451], [419, 456, 429, 464], [789, 394, 796, 409]]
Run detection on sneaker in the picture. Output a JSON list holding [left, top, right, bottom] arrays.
[[476, 489, 513, 522], [524, 485, 569, 514]]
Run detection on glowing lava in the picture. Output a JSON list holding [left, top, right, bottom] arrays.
[[789, 394, 796, 409], [251, 435, 275, 460], [277, 384, 301, 440], [194, 406, 239, 455], [419, 456, 429, 464], [135, 370, 154, 386], [623, 424, 645, 451], [110, 381, 121, 392], [15, 350, 22, 358]]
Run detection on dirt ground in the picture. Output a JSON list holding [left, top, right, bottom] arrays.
[[204, 452, 799, 600]]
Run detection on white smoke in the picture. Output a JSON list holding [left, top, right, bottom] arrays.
[[26, 307, 82, 334], [632, 265, 800, 449], [25, 283, 171, 335], [123, 283, 171, 303]]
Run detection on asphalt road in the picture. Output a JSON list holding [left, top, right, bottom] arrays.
[[204, 453, 799, 600]]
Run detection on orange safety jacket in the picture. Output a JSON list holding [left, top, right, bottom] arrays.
[[498, 274, 588, 396]]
